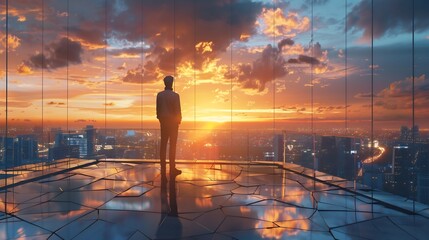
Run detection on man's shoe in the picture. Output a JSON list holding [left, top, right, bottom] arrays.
[[171, 168, 182, 176]]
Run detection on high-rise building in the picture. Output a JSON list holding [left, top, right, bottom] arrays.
[[384, 145, 413, 197], [0, 136, 38, 167], [273, 134, 284, 162], [284, 133, 314, 168], [49, 126, 96, 160], [318, 136, 357, 180], [85, 125, 95, 157], [319, 136, 337, 176], [336, 137, 356, 180], [15, 135, 38, 164], [400, 125, 420, 143], [0, 137, 15, 168], [416, 143, 429, 204], [65, 133, 88, 158]]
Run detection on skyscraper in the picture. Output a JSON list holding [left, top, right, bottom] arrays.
[[319, 136, 337, 176], [318, 136, 357, 180], [273, 134, 284, 162], [15, 135, 38, 164], [85, 125, 95, 157], [385, 145, 413, 197]]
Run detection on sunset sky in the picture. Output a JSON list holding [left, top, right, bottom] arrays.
[[1, 0, 428, 131]]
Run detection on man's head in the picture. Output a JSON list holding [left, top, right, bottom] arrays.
[[163, 75, 174, 89]]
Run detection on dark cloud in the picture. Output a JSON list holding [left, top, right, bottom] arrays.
[[28, 38, 83, 69], [287, 42, 323, 65], [15, 0, 262, 77], [234, 42, 288, 92], [288, 55, 320, 65], [278, 38, 294, 50], [231, 40, 330, 92], [356, 75, 429, 110], [281, 106, 307, 113], [68, 26, 105, 47], [347, 0, 429, 40], [121, 62, 160, 84], [122, 67, 144, 84], [110, 0, 263, 72], [47, 101, 65, 105]]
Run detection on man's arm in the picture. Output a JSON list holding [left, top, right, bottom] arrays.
[[156, 93, 160, 120], [177, 94, 182, 124]]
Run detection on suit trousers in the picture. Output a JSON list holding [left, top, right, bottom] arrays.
[[160, 120, 179, 173]]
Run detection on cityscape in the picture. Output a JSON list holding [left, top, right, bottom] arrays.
[[2, 125, 428, 205]]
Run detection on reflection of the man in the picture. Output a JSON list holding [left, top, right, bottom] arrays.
[[156, 172, 182, 238]]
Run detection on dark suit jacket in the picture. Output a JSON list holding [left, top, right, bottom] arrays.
[[156, 89, 182, 124]]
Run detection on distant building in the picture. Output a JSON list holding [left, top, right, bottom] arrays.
[[400, 125, 420, 143], [49, 125, 95, 160], [284, 133, 314, 168], [273, 134, 284, 162], [336, 137, 356, 180], [0, 135, 38, 168], [15, 135, 38, 164], [384, 145, 413, 197], [319, 136, 357, 180], [363, 164, 385, 190], [49, 144, 80, 160], [319, 136, 337, 176], [65, 133, 88, 158], [0, 137, 16, 168], [416, 143, 429, 204], [85, 125, 96, 157]]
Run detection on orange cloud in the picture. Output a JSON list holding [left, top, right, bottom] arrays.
[[17, 62, 33, 75], [195, 41, 214, 54], [176, 58, 229, 86], [112, 53, 141, 59], [0, 32, 21, 52], [0, 4, 41, 23], [260, 8, 310, 37], [68, 36, 105, 50]]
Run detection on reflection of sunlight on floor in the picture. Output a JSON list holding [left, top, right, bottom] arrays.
[[255, 207, 310, 239], [195, 197, 213, 208], [2, 161, 427, 239], [57, 209, 88, 220], [250, 176, 312, 239], [0, 197, 18, 213]]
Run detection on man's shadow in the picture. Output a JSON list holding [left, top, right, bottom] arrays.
[[156, 172, 182, 238]]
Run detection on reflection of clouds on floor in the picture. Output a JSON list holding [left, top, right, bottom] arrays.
[[1, 161, 429, 239]]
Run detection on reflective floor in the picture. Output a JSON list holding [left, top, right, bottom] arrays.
[[1, 161, 429, 239]]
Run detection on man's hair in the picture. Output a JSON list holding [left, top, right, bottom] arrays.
[[163, 75, 174, 87]]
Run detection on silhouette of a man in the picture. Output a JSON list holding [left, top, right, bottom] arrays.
[[157, 76, 182, 178]]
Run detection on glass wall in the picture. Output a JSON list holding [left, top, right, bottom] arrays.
[[1, 0, 428, 211]]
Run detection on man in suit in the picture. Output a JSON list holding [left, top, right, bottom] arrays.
[[157, 76, 182, 178]]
